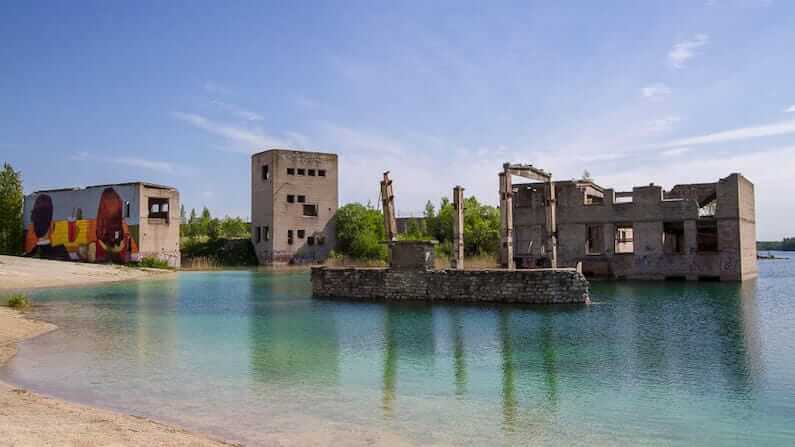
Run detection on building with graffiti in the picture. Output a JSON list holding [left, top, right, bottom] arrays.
[[23, 182, 181, 268]]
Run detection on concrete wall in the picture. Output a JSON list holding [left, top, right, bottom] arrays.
[[388, 241, 436, 270], [137, 184, 181, 268], [312, 267, 590, 304], [22, 182, 180, 267], [251, 149, 338, 264], [513, 173, 757, 281]]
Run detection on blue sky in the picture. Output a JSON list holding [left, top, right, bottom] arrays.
[[2, 0, 794, 239]]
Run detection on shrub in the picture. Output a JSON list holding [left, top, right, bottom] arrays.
[[7, 293, 29, 309], [137, 257, 171, 269], [335, 203, 387, 260], [181, 237, 258, 267]]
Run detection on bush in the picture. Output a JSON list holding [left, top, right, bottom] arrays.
[[181, 237, 258, 267], [7, 294, 29, 309], [137, 257, 171, 269], [335, 203, 387, 260]]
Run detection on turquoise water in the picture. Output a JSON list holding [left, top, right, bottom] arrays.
[[3, 257, 795, 446]]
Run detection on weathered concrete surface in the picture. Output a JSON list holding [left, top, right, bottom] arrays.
[[513, 173, 757, 281], [251, 149, 338, 265], [312, 267, 591, 304]]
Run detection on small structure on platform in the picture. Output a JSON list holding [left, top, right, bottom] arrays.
[[312, 173, 591, 304]]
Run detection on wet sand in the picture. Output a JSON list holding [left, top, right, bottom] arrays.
[[0, 307, 233, 446]]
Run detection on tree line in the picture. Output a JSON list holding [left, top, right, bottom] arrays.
[[0, 163, 24, 255], [334, 196, 500, 260], [757, 238, 795, 251], [180, 206, 250, 241]]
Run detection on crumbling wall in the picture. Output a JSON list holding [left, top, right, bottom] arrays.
[[512, 173, 757, 281], [311, 267, 591, 304]]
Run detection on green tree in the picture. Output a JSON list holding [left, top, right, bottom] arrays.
[[220, 216, 250, 238], [185, 208, 198, 239], [335, 202, 387, 260], [0, 163, 24, 255], [207, 218, 221, 240]]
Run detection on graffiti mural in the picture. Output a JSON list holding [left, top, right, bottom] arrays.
[[24, 187, 140, 264]]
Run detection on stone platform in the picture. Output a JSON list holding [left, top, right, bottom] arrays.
[[311, 267, 591, 304]]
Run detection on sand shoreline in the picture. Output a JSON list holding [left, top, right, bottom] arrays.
[[0, 256, 414, 446], [0, 255, 176, 293], [0, 307, 236, 446], [0, 256, 235, 446]]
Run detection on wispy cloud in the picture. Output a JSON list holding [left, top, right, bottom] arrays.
[[660, 147, 691, 157], [641, 83, 672, 101], [173, 112, 287, 150], [114, 157, 176, 174], [71, 151, 89, 161], [211, 100, 264, 121], [785, 105, 795, 113], [645, 116, 681, 134], [71, 152, 186, 175], [668, 34, 709, 69], [657, 118, 795, 148], [318, 123, 407, 156], [202, 81, 229, 95]]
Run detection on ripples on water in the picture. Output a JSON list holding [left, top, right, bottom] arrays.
[[3, 256, 795, 446]]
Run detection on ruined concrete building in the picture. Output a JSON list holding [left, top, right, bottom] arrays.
[[511, 173, 757, 281], [251, 149, 338, 264], [23, 182, 181, 267]]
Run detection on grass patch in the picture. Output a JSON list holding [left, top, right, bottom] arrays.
[[136, 257, 171, 269], [6, 293, 30, 309]]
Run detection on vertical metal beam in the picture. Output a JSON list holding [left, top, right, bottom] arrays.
[[452, 185, 465, 270], [380, 171, 397, 241], [499, 164, 515, 269]]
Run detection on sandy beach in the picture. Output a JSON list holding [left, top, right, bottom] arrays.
[[0, 255, 174, 292], [0, 307, 234, 447], [0, 257, 416, 447], [0, 255, 233, 446]]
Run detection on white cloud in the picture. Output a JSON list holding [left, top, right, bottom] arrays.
[[173, 112, 290, 151], [114, 157, 176, 174], [318, 123, 408, 156], [668, 34, 709, 69], [641, 83, 672, 101], [211, 100, 264, 121], [71, 152, 187, 175], [71, 151, 89, 161], [202, 81, 229, 95], [785, 105, 795, 113], [660, 147, 691, 157], [645, 116, 681, 134], [657, 118, 795, 148]]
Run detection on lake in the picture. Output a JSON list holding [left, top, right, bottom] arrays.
[[3, 256, 795, 446]]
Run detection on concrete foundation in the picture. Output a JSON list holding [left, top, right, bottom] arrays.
[[311, 267, 590, 304]]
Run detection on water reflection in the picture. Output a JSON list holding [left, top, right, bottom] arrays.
[[248, 273, 339, 387], [7, 268, 788, 446]]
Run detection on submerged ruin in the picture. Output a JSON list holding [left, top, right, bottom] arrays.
[[510, 173, 757, 281], [312, 170, 591, 304]]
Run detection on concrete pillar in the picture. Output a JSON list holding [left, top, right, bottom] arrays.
[[380, 172, 397, 241], [499, 168, 514, 269], [452, 185, 465, 270], [545, 180, 557, 269], [684, 219, 698, 280]]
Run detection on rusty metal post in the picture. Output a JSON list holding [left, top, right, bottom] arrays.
[[499, 165, 515, 269], [380, 171, 397, 242], [452, 185, 465, 270]]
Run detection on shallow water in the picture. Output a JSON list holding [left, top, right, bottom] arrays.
[[3, 256, 795, 446]]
